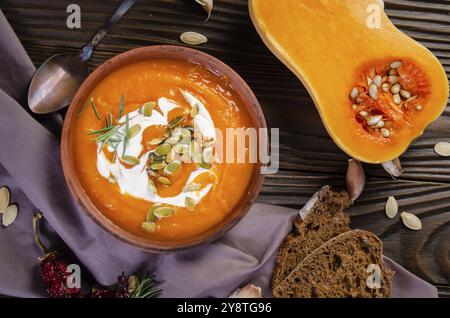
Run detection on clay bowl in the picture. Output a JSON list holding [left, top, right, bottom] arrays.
[[61, 45, 267, 252]]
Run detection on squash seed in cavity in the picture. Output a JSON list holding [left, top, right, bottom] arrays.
[[141, 222, 156, 233], [367, 77, 372, 86], [385, 196, 398, 219], [350, 87, 359, 100], [180, 31, 208, 46], [148, 179, 157, 192], [390, 83, 401, 94], [388, 75, 399, 84], [158, 176, 171, 185], [122, 155, 140, 166], [129, 124, 141, 139], [164, 161, 181, 175], [400, 89, 411, 100], [381, 128, 390, 138], [169, 116, 184, 128], [141, 102, 155, 117], [184, 183, 201, 192], [149, 138, 163, 146], [185, 197, 196, 211], [153, 206, 175, 218], [381, 83, 390, 93], [2, 204, 18, 227], [434, 142, 450, 157], [146, 204, 161, 222], [150, 162, 166, 171], [393, 94, 401, 105], [190, 104, 199, 117], [373, 75, 382, 87], [155, 143, 172, 156], [401, 212, 422, 231], [415, 105, 423, 111], [367, 115, 382, 126], [0, 187, 10, 213], [165, 135, 180, 145]]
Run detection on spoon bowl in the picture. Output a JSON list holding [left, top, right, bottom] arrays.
[[28, 53, 89, 113]]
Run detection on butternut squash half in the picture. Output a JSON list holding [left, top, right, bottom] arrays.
[[249, 0, 449, 163]]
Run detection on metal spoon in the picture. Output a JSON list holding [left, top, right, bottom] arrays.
[[28, 0, 138, 114]]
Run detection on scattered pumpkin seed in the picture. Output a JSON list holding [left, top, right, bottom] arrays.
[[168, 116, 184, 128], [149, 138, 163, 146], [148, 179, 157, 192], [141, 102, 155, 116], [150, 162, 166, 171], [369, 84, 378, 100], [180, 31, 208, 46], [401, 212, 422, 231], [122, 155, 140, 166], [174, 143, 188, 154], [350, 87, 359, 100], [0, 187, 10, 213], [165, 148, 177, 163], [185, 197, 196, 211], [141, 222, 156, 233], [390, 61, 402, 69], [385, 196, 398, 219], [2, 204, 17, 227], [129, 124, 141, 139], [434, 142, 450, 157], [158, 176, 171, 185], [164, 161, 181, 175], [393, 94, 401, 105], [190, 104, 199, 117], [155, 143, 172, 156], [146, 204, 161, 222], [184, 183, 201, 192], [180, 128, 192, 139], [153, 206, 175, 218], [165, 135, 180, 145], [381, 128, 390, 138], [390, 83, 401, 94]]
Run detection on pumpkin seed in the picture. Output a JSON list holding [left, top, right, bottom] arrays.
[[122, 155, 140, 166], [393, 94, 401, 105], [367, 115, 383, 126], [165, 135, 180, 145], [184, 183, 201, 192], [158, 176, 171, 185], [388, 75, 399, 84], [146, 204, 161, 222], [434, 142, 450, 157], [141, 222, 156, 233], [150, 162, 166, 171], [381, 83, 390, 93], [153, 206, 175, 218], [350, 87, 359, 100], [180, 31, 208, 46], [367, 77, 373, 86], [390, 83, 401, 94], [401, 212, 422, 231], [0, 187, 10, 213], [155, 143, 172, 156], [141, 102, 155, 116], [385, 196, 398, 219], [168, 116, 184, 128], [407, 95, 418, 102], [164, 161, 181, 175], [197, 162, 212, 170], [388, 69, 398, 75], [351, 104, 357, 110], [381, 128, 390, 138], [149, 138, 163, 146], [390, 61, 402, 69], [369, 84, 378, 100], [377, 120, 385, 128], [148, 153, 164, 163], [190, 104, 199, 117], [415, 105, 423, 111], [171, 127, 182, 137], [148, 179, 157, 192], [400, 89, 411, 100], [128, 275, 139, 293], [185, 197, 196, 211], [373, 75, 382, 87], [180, 128, 192, 139], [359, 111, 368, 117], [174, 143, 189, 154], [129, 124, 141, 139], [2, 204, 18, 227]]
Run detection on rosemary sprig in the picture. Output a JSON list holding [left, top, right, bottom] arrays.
[[118, 95, 125, 118], [122, 113, 130, 157], [78, 98, 93, 117], [130, 275, 160, 298], [78, 97, 101, 121]]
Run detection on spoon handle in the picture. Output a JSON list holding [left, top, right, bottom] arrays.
[[80, 0, 138, 61]]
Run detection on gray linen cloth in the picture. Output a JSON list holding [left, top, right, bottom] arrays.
[[0, 10, 437, 298]]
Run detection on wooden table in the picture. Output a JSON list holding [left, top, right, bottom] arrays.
[[2, 0, 449, 297]]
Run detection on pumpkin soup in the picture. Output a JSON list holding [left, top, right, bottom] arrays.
[[72, 59, 257, 241]]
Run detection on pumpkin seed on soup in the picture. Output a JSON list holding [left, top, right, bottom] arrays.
[[129, 124, 141, 139], [146, 204, 161, 222], [150, 162, 166, 171], [168, 116, 184, 128], [165, 135, 180, 145], [190, 104, 199, 117], [158, 176, 171, 185], [141, 102, 155, 116], [164, 161, 181, 175], [184, 183, 201, 192], [155, 143, 172, 156], [122, 155, 140, 166], [185, 197, 196, 211], [153, 206, 175, 218], [149, 138, 163, 146], [141, 222, 156, 233]]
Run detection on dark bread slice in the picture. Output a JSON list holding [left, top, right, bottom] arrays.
[[273, 230, 393, 298], [271, 188, 351, 289]]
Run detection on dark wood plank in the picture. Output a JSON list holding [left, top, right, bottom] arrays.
[[2, 0, 449, 296]]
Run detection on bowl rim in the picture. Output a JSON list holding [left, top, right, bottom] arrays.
[[61, 45, 267, 252]]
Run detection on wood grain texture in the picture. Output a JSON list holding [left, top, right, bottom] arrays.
[[1, 0, 449, 296]]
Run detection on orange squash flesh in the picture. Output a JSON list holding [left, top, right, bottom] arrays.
[[249, 0, 449, 163]]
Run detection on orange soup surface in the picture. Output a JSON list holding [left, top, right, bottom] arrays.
[[72, 59, 257, 241]]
